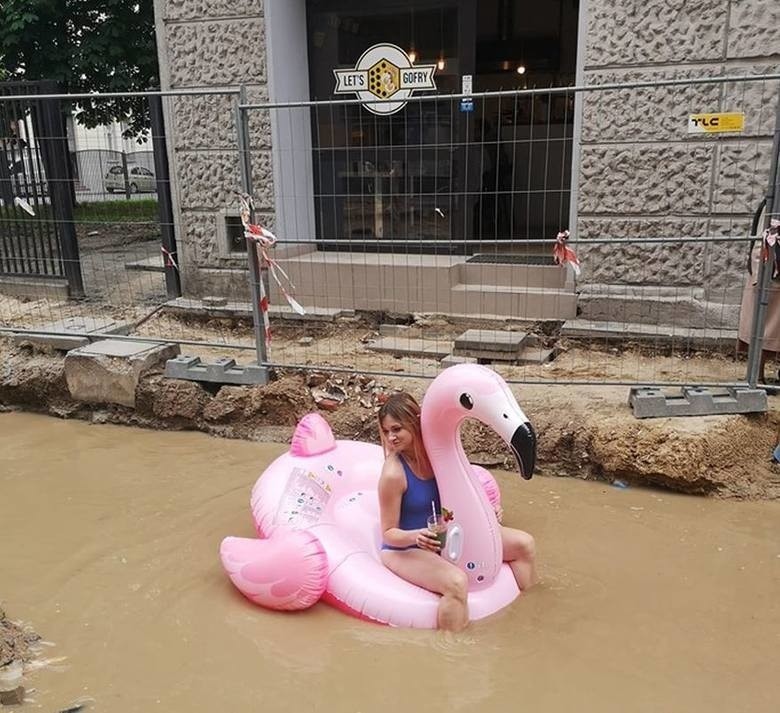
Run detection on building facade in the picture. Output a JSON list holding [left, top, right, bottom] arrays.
[[153, 0, 780, 318]]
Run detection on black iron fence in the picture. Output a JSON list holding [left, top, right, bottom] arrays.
[[0, 79, 82, 291]]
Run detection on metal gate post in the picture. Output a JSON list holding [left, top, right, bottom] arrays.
[[148, 92, 181, 298], [746, 98, 780, 388], [235, 85, 270, 378], [121, 150, 132, 200], [40, 85, 84, 297]]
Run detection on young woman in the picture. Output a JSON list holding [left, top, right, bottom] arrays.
[[377, 392, 537, 632]]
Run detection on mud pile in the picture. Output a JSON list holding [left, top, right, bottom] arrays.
[[2, 338, 779, 498]]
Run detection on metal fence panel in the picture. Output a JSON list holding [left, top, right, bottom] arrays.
[[234, 74, 780, 387], [2, 76, 780, 391]]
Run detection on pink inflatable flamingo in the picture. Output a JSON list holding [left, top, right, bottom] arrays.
[[220, 364, 536, 628]]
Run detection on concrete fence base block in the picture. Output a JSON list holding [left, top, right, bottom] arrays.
[[628, 386, 768, 419], [65, 339, 181, 407], [164, 355, 270, 385]]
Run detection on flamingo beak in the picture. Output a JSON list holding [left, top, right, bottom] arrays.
[[511, 422, 537, 480]]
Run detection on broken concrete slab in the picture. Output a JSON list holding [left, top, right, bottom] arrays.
[[628, 386, 767, 419], [441, 353, 477, 368], [65, 339, 180, 407], [164, 355, 270, 385], [454, 328, 529, 353], [561, 319, 737, 348], [366, 336, 453, 359], [451, 328, 552, 363], [379, 323, 412, 337], [452, 346, 555, 364], [12, 316, 132, 351], [163, 297, 346, 322]]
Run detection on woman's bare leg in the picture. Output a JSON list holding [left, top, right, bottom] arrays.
[[500, 526, 537, 591], [381, 549, 469, 631]]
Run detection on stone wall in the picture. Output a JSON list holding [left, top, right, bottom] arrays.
[[577, 0, 780, 292], [153, 0, 780, 301], [154, 0, 272, 298]]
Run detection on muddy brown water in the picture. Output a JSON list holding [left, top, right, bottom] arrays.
[[2, 412, 779, 712]]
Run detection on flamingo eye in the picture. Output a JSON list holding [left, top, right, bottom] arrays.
[[459, 393, 474, 410]]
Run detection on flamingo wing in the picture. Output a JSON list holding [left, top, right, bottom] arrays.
[[220, 529, 328, 610]]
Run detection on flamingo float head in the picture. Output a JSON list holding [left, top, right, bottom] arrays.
[[421, 364, 536, 479]]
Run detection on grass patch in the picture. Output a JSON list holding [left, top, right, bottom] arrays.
[[1, 198, 160, 230], [74, 199, 159, 224]]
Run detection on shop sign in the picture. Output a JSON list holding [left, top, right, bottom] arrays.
[[687, 112, 745, 134], [333, 43, 436, 115]]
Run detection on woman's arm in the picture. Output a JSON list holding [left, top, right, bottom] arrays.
[[378, 457, 439, 551]]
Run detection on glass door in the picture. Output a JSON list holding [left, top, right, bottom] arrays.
[[306, 0, 476, 252]]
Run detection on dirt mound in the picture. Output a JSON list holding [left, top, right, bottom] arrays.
[[2, 338, 780, 498]]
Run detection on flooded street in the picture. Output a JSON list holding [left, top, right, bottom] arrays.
[[2, 412, 780, 712]]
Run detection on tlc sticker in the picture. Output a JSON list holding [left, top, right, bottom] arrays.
[[688, 112, 745, 134]]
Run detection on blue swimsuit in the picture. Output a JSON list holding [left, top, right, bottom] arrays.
[[381, 455, 441, 551]]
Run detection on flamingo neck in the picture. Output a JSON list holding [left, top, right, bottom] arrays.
[[423, 415, 466, 479]]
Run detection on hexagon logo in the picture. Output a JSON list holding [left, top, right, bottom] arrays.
[[334, 43, 436, 115], [367, 59, 400, 100]]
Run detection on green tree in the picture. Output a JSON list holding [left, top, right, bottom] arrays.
[[0, 0, 159, 139]]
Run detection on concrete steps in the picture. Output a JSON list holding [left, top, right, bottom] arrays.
[[450, 283, 577, 320], [457, 262, 568, 289], [265, 250, 577, 321]]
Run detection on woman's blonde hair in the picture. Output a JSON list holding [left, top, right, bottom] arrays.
[[377, 392, 431, 472]]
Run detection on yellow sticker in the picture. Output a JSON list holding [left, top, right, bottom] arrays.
[[688, 112, 745, 134]]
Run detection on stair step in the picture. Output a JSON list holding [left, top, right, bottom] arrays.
[[460, 262, 568, 288], [452, 283, 574, 295]]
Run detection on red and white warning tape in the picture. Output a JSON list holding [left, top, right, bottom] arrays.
[[553, 229, 581, 277], [161, 246, 179, 270], [238, 194, 305, 343]]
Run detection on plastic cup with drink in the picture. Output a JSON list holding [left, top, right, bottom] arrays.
[[427, 501, 448, 553]]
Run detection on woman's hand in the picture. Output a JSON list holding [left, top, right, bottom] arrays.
[[494, 505, 504, 524], [415, 527, 442, 552]]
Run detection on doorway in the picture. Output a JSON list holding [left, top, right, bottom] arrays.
[[305, 0, 578, 253]]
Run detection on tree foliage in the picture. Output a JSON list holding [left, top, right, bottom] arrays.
[[0, 0, 159, 139]]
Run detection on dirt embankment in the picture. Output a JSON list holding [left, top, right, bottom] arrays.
[[2, 337, 780, 499]]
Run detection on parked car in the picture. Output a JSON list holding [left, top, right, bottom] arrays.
[[104, 164, 156, 194]]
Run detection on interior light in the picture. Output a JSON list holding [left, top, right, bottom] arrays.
[[408, 49, 417, 63], [517, 65, 526, 75], [437, 58, 445, 71], [501, 60, 510, 71]]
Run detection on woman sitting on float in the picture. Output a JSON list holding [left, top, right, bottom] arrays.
[[378, 391, 537, 632]]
